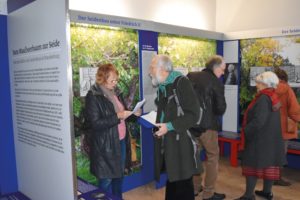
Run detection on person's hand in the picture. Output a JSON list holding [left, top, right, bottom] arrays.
[[154, 123, 168, 137], [117, 110, 132, 120], [133, 108, 142, 117]]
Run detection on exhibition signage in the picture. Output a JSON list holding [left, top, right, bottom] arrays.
[[70, 10, 223, 40], [222, 41, 239, 132], [70, 10, 154, 31], [138, 30, 158, 113], [224, 26, 300, 40], [7, 0, 76, 199]]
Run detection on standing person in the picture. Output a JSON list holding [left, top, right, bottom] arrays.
[[274, 68, 300, 186], [187, 55, 227, 200], [148, 55, 201, 200], [85, 63, 141, 198], [235, 71, 285, 200]]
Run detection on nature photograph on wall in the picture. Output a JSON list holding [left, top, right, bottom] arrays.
[[158, 33, 217, 74], [70, 23, 140, 185], [240, 36, 300, 126]]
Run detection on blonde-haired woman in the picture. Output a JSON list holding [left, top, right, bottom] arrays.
[[85, 63, 140, 198], [235, 71, 285, 200]]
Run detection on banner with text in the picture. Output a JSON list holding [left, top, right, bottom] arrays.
[[7, 0, 76, 199]]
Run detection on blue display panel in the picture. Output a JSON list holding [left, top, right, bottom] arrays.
[[0, 14, 18, 195]]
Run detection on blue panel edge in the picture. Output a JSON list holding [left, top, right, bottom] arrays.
[[0, 15, 18, 195]]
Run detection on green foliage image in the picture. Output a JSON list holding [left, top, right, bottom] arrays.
[[71, 23, 141, 185], [239, 37, 300, 131], [159, 34, 216, 70]]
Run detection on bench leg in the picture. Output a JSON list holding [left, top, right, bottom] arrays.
[[230, 142, 239, 167], [219, 141, 224, 156]]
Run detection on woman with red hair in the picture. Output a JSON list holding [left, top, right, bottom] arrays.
[[85, 63, 141, 198]]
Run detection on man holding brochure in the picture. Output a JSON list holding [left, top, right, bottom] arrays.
[[148, 55, 202, 200]]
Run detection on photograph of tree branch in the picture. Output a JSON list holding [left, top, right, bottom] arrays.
[[240, 36, 300, 131], [71, 23, 140, 185], [158, 33, 216, 72]]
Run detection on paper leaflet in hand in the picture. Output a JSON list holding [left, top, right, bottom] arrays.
[[131, 98, 146, 114], [140, 111, 157, 125]]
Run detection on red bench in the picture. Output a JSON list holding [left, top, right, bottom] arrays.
[[218, 135, 241, 167], [218, 138, 300, 167], [287, 148, 300, 155]]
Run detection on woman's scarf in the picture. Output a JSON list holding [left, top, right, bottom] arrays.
[[99, 84, 120, 113], [240, 88, 281, 150]]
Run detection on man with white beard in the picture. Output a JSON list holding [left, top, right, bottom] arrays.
[[148, 55, 202, 200]]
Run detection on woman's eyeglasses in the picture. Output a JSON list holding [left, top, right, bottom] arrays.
[[109, 79, 118, 84]]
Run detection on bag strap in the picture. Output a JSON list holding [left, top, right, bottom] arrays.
[[172, 76, 185, 117]]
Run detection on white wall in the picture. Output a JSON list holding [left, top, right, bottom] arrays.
[[70, 0, 216, 31], [216, 0, 300, 32], [0, 0, 7, 15]]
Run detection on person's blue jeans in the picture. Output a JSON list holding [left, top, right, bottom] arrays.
[[98, 139, 126, 198]]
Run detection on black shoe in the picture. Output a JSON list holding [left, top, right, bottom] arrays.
[[273, 179, 291, 186], [255, 190, 273, 200], [203, 192, 226, 200], [234, 195, 256, 200]]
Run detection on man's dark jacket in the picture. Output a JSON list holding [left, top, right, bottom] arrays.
[[154, 76, 202, 182], [187, 68, 226, 132]]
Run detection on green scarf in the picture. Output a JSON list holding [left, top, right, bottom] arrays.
[[157, 70, 183, 123], [158, 70, 183, 98]]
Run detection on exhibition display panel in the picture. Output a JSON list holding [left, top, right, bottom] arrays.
[[1, 0, 300, 199]]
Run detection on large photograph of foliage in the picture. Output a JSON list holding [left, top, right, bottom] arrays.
[[158, 34, 216, 71], [71, 23, 140, 185], [240, 36, 300, 127]]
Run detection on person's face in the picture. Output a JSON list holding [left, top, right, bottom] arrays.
[[255, 81, 267, 92], [214, 60, 226, 78], [149, 58, 161, 87], [104, 72, 118, 90]]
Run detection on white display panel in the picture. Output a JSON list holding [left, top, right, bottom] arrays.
[[223, 41, 239, 63], [142, 50, 157, 113], [222, 85, 238, 132], [0, 0, 7, 15], [250, 66, 300, 87], [79, 67, 97, 97], [7, 0, 76, 199]]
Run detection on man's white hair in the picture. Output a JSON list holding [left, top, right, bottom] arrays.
[[255, 71, 279, 88], [155, 55, 173, 72]]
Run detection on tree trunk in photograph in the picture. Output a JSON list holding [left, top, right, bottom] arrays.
[[131, 138, 137, 162]]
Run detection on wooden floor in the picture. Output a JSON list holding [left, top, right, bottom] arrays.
[[123, 158, 300, 200]]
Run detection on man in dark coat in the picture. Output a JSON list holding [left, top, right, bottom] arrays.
[[148, 55, 201, 200], [187, 55, 227, 200]]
